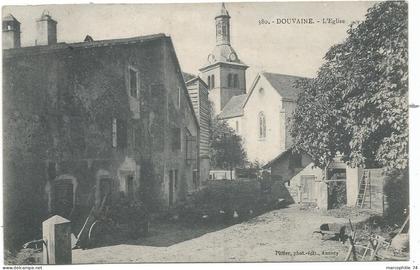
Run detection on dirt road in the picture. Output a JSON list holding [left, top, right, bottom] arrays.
[[73, 205, 361, 263]]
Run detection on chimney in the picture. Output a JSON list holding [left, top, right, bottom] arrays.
[[2, 14, 21, 49], [35, 11, 57, 46]]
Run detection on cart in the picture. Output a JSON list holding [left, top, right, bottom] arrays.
[[75, 194, 149, 249]]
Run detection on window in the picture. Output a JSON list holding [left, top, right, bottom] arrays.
[[233, 74, 239, 88], [47, 161, 56, 180], [177, 87, 182, 108], [222, 23, 228, 36], [112, 118, 117, 147], [185, 128, 197, 162], [112, 118, 127, 149], [174, 170, 178, 189], [207, 75, 215, 89], [172, 127, 181, 151], [228, 74, 233, 87], [235, 120, 239, 133], [258, 111, 266, 138], [129, 68, 139, 98], [193, 170, 199, 189], [131, 125, 136, 148]]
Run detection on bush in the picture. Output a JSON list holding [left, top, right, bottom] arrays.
[[175, 180, 275, 224], [383, 169, 409, 226], [4, 248, 42, 265]]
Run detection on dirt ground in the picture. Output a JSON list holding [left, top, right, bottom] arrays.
[[73, 204, 369, 263]]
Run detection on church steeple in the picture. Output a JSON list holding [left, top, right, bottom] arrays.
[[199, 2, 248, 114], [215, 3, 231, 45]]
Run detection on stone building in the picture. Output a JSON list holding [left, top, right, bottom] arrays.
[[3, 13, 199, 249]]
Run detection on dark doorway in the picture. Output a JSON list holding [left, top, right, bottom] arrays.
[[327, 168, 347, 209], [53, 180, 74, 218], [126, 175, 134, 202]]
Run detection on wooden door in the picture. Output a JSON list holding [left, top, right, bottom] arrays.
[[300, 175, 315, 203], [53, 181, 74, 218]]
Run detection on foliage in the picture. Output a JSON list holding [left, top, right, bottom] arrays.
[[4, 248, 41, 265], [176, 180, 262, 224], [209, 118, 247, 170], [383, 168, 409, 225], [290, 1, 408, 172]]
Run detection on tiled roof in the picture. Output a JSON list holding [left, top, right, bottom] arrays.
[[182, 72, 196, 82], [3, 33, 167, 57], [3, 14, 19, 22], [218, 94, 247, 119], [262, 72, 307, 100]]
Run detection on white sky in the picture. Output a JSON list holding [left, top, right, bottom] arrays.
[[3, 1, 376, 85]]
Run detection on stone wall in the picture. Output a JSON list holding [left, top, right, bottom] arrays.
[[2, 36, 199, 250]]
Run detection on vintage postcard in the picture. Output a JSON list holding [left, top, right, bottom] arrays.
[[1, 0, 414, 266]]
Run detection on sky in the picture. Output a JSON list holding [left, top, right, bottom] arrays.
[[3, 1, 377, 86]]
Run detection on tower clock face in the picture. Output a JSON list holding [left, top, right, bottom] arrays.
[[208, 54, 216, 63], [229, 52, 237, 61]]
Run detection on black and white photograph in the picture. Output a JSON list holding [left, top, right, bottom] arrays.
[[1, 0, 417, 266]]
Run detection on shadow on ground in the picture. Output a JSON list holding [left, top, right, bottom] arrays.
[[82, 206, 292, 249], [127, 222, 230, 247]]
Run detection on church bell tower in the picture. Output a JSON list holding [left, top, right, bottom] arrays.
[[199, 3, 248, 114]]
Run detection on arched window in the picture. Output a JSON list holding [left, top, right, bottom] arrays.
[[258, 111, 266, 138]]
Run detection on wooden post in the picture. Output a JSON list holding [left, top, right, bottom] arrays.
[[42, 215, 72, 264]]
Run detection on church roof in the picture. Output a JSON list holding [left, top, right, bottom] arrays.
[[219, 72, 308, 120], [262, 72, 307, 100], [218, 94, 247, 119], [211, 44, 245, 65]]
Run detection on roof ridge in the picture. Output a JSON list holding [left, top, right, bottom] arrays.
[[4, 33, 168, 55], [262, 71, 309, 79]]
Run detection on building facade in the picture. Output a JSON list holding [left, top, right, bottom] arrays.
[[3, 13, 199, 249], [186, 77, 211, 182], [219, 72, 304, 165]]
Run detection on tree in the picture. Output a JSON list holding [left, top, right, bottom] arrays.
[[290, 1, 408, 173], [209, 118, 247, 179]]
